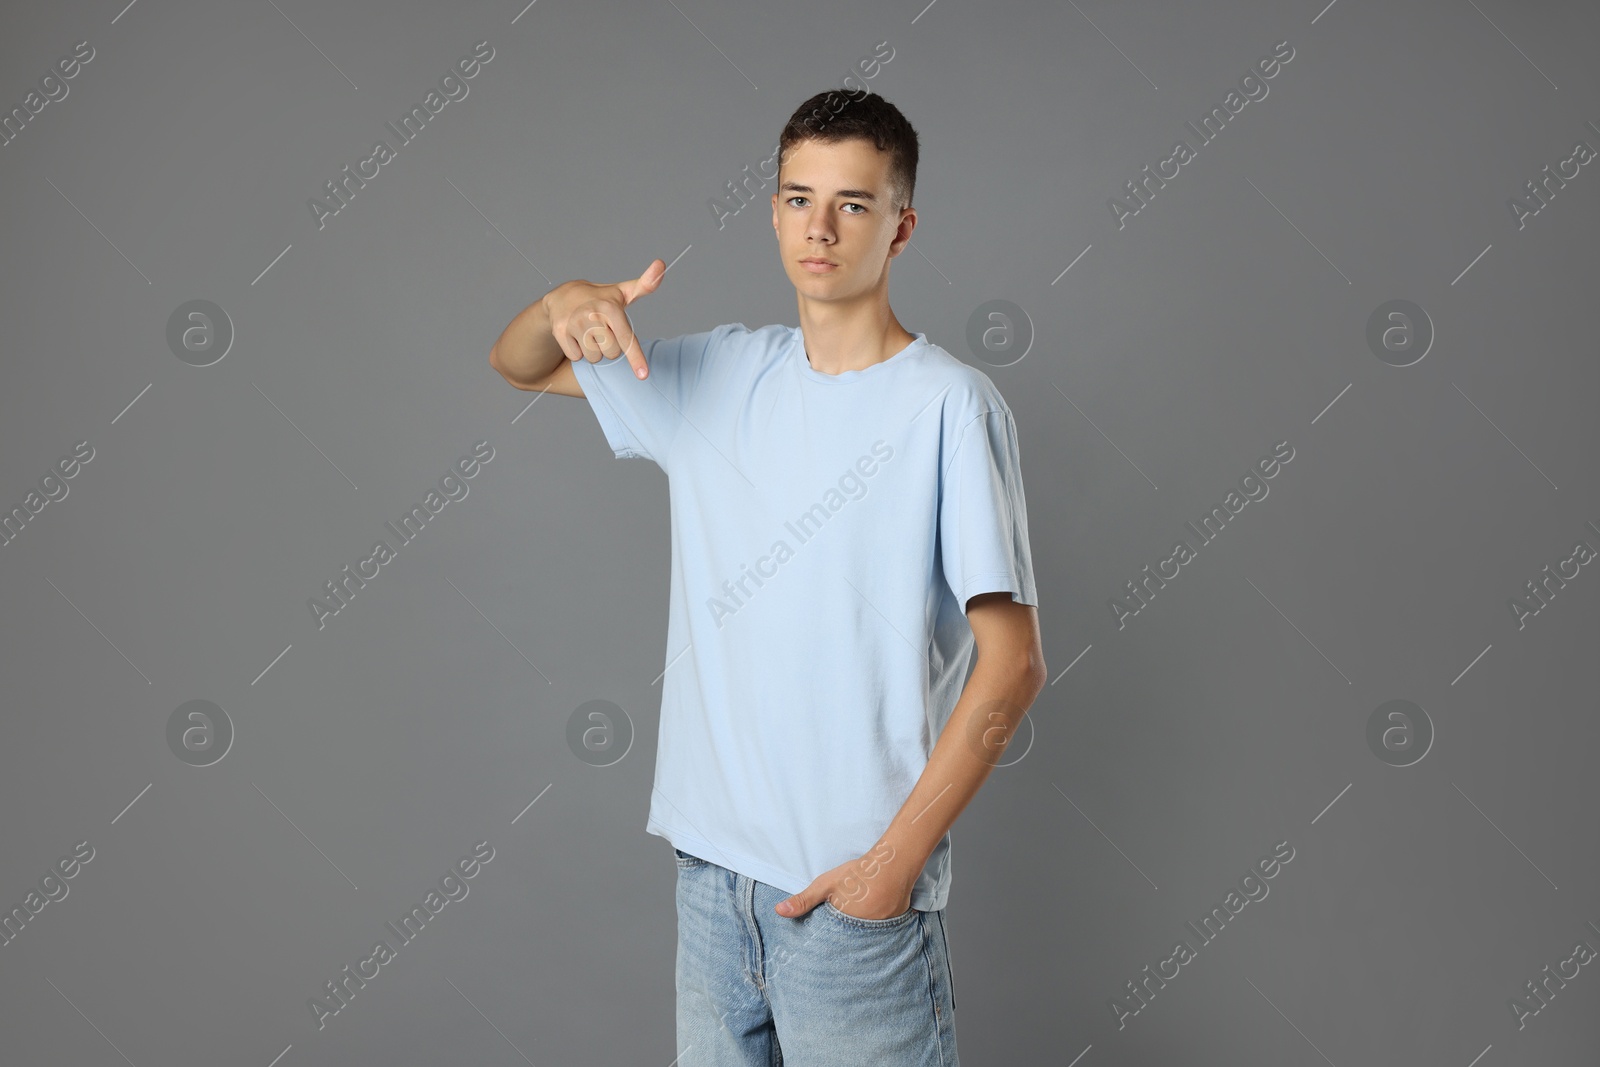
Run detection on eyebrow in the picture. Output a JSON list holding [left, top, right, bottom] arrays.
[[779, 181, 880, 203]]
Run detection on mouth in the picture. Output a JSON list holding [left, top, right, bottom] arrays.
[[799, 258, 839, 273]]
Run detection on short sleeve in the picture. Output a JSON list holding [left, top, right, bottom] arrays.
[[568, 325, 727, 465], [939, 408, 1039, 610]]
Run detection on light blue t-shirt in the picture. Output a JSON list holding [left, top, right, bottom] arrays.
[[569, 322, 1037, 911]]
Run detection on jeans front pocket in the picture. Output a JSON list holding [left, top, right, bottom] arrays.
[[819, 899, 919, 930]]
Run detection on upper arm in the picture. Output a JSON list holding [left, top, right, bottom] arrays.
[[565, 327, 726, 464], [966, 592, 1046, 681], [535, 359, 585, 398], [492, 343, 585, 397]]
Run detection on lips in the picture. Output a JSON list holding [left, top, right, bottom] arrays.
[[800, 258, 836, 266]]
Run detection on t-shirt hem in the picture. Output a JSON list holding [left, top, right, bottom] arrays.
[[649, 817, 949, 912]]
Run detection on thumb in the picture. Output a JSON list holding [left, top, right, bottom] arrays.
[[618, 257, 666, 306], [775, 889, 817, 917]]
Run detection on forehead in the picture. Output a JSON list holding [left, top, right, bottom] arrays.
[[780, 137, 892, 195]]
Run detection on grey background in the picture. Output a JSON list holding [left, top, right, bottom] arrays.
[[1, 0, 1597, 1064]]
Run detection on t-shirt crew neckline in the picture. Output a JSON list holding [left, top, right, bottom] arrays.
[[790, 325, 929, 383]]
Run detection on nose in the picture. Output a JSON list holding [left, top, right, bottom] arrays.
[[804, 208, 835, 246]]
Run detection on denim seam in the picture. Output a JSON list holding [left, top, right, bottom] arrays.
[[739, 875, 771, 996], [917, 911, 949, 1067], [936, 910, 956, 1013], [820, 899, 918, 929]]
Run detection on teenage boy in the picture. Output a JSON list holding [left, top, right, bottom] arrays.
[[491, 90, 1045, 1066]]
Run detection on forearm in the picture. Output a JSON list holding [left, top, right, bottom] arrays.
[[879, 649, 1047, 876], [490, 287, 569, 388]]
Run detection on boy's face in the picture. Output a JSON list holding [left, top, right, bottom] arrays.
[[771, 137, 915, 303]]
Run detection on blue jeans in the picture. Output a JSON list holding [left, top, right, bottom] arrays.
[[673, 847, 960, 1066]]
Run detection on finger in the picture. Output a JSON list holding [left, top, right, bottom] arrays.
[[618, 258, 666, 305], [576, 315, 614, 364], [552, 322, 584, 364], [591, 302, 648, 380], [549, 307, 586, 364]]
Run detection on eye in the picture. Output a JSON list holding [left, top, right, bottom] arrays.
[[786, 197, 808, 208], [841, 203, 866, 214]]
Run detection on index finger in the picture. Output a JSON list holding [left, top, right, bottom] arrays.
[[594, 302, 648, 379]]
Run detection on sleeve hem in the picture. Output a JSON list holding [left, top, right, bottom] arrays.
[[958, 573, 1038, 608], [570, 358, 649, 460]]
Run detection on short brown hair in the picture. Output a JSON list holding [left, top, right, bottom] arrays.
[[778, 90, 920, 212]]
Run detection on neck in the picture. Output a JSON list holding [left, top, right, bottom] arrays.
[[795, 299, 916, 376]]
